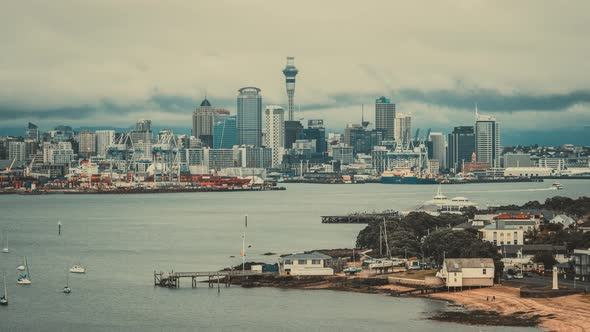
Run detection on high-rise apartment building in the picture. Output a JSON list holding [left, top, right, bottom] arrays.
[[428, 132, 446, 171], [237, 87, 262, 147], [8, 141, 26, 163], [78, 131, 96, 157], [475, 112, 501, 168], [282, 57, 299, 121], [192, 99, 215, 147], [375, 96, 395, 141], [448, 126, 475, 173], [394, 113, 412, 145], [95, 130, 115, 157], [264, 106, 285, 167]]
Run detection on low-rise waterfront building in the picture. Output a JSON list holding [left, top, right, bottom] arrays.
[[281, 251, 334, 276], [438, 258, 495, 288], [503, 167, 553, 177]]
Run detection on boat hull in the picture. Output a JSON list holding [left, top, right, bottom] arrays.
[[381, 176, 437, 184]]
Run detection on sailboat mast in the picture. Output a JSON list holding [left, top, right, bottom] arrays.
[[242, 215, 247, 273], [25, 257, 30, 281], [383, 218, 391, 258], [3, 273, 6, 300]]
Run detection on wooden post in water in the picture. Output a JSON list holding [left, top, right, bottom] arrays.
[[217, 272, 220, 293]]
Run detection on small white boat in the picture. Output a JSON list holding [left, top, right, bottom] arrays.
[[69, 265, 86, 274], [2, 230, 8, 253], [17, 256, 26, 271], [552, 183, 563, 190]]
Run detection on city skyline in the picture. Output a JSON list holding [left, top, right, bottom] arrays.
[[1, 1, 589, 146]]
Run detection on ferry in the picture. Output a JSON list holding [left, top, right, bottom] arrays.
[[404, 186, 478, 215]]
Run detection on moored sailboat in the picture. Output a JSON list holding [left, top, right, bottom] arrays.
[[2, 230, 8, 253], [17, 256, 31, 285], [0, 273, 8, 305], [63, 269, 71, 294]]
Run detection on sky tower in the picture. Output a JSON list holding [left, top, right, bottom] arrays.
[[282, 56, 299, 121]]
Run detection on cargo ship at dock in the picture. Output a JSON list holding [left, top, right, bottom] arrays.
[[380, 169, 437, 185]]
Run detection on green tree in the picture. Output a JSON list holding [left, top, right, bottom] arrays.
[[422, 229, 504, 278], [532, 252, 557, 269]]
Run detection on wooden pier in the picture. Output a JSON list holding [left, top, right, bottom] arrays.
[[321, 211, 400, 224], [153, 270, 270, 289]]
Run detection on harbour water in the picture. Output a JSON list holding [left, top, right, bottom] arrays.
[[2, 180, 588, 331]]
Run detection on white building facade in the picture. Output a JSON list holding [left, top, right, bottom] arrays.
[[281, 252, 334, 276], [263, 105, 285, 167], [95, 130, 115, 157], [475, 113, 501, 168]]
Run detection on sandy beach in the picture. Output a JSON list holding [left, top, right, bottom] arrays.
[[425, 285, 590, 332]]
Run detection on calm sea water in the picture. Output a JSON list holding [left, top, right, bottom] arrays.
[[2, 180, 588, 331]]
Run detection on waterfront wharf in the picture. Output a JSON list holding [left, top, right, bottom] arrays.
[[153, 270, 272, 289], [321, 211, 400, 224], [390, 286, 445, 296]]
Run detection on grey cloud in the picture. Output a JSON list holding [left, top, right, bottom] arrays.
[[299, 89, 590, 113]]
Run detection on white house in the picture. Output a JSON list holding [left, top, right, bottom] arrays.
[[438, 258, 495, 288], [479, 221, 525, 247], [550, 214, 576, 228], [281, 251, 334, 276]]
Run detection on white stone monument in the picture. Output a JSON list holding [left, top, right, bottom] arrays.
[[552, 266, 558, 290]]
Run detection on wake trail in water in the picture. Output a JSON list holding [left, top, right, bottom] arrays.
[[385, 187, 557, 196]]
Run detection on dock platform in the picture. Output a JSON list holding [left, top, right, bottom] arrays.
[[153, 270, 272, 289], [321, 212, 400, 224]]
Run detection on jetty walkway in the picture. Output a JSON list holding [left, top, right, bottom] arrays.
[[153, 270, 272, 289]]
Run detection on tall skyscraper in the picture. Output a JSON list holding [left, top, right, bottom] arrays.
[[264, 105, 285, 167], [192, 98, 215, 147], [213, 114, 237, 149], [237, 87, 263, 147], [375, 96, 395, 141], [301, 119, 327, 153], [26, 122, 39, 141], [448, 126, 475, 173], [78, 131, 96, 157], [394, 113, 412, 145], [282, 57, 299, 121], [428, 132, 446, 171], [130, 120, 152, 144], [95, 130, 115, 157], [475, 110, 501, 168], [284, 120, 303, 149]]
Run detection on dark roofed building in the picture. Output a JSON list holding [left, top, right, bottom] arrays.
[[500, 244, 566, 258]]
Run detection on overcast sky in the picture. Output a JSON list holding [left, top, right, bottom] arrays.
[[1, 1, 589, 142]]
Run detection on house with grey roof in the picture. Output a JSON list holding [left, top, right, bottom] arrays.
[[281, 251, 334, 276], [550, 214, 576, 228], [438, 258, 495, 288]]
